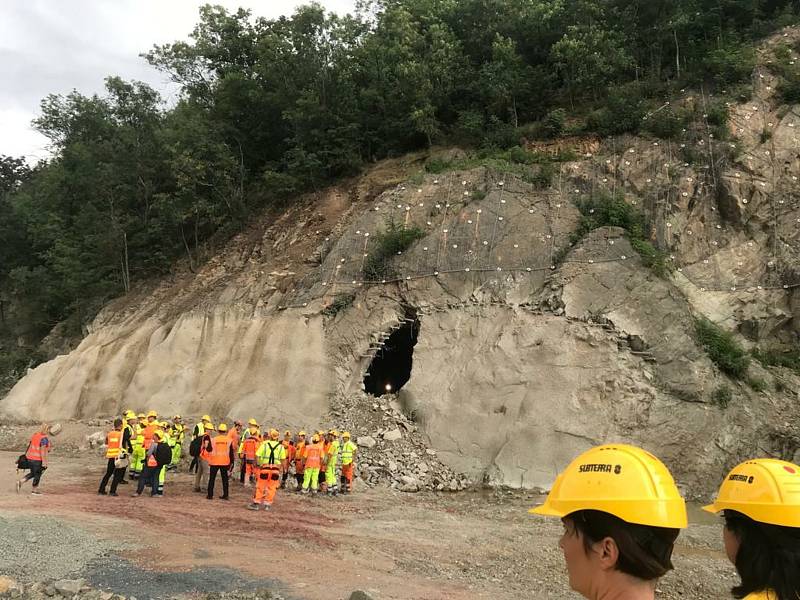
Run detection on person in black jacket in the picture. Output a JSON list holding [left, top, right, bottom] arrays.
[[98, 418, 133, 496], [132, 430, 169, 498]]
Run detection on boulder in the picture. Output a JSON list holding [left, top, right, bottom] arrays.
[[357, 436, 376, 449], [54, 579, 86, 597], [48, 423, 63, 436], [383, 429, 402, 442], [0, 576, 15, 594], [86, 432, 105, 448], [348, 592, 376, 600]]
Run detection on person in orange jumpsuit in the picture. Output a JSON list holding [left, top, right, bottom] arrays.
[[280, 430, 295, 489], [293, 431, 307, 491], [317, 430, 330, 493], [238, 420, 260, 487], [248, 429, 286, 511], [301, 433, 324, 495]]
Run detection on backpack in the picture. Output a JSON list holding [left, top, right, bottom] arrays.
[[16, 454, 30, 471], [189, 436, 202, 458], [155, 442, 172, 467]]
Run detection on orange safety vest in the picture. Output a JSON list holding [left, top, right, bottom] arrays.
[[282, 440, 295, 462], [304, 442, 323, 469], [142, 423, 156, 448], [242, 436, 259, 460], [199, 434, 212, 461], [294, 441, 306, 472], [146, 439, 159, 467], [208, 435, 232, 466], [105, 430, 123, 458], [26, 432, 48, 462]]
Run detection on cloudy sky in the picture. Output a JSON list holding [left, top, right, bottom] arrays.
[[0, 0, 357, 163]]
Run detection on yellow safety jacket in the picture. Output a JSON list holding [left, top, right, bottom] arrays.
[[256, 440, 286, 467], [326, 440, 340, 469], [743, 592, 776, 600], [341, 440, 357, 465], [172, 423, 185, 444], [132, 424, 144, 449]]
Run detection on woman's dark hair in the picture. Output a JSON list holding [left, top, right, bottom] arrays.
[[724, 510, 800, 600], [566, 510, 680, 580]]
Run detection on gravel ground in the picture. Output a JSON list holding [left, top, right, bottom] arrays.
[[0, 511, 127, 581], [85, 560, 286, 600]]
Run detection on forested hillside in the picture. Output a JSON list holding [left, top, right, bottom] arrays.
[[1, 0, 798, 386]]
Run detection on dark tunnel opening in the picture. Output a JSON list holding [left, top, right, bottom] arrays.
[[364, 314, 420, 396]]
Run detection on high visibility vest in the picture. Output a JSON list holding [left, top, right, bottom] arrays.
[[256, 441, 286, 467], [304, 443, 323, 469], [208, 435, 232, 466], [132, 424, 144, 448], [341, 441, 357, 465], [173, 423, 185, 443], [26, 432, 48, 462], [106, 430, 124, 458], [194, 423, 205, 438], [142, 423, 157, 448], [294, 441, 306, 472], [282, 440, 295, 462], [146, 439, 158, 467], [199, 434, 212, 461], [240, 436, 259, 460]]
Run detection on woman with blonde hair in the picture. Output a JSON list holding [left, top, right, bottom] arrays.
[[17, 423, 56, 495]]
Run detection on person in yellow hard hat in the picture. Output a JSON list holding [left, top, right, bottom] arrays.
[[280, 430, 295, 489], [530, 444, 687, 600], [129, 413, 146, 480], [324, 429, 341, 496], [193, 422, 215, 492], [249, 429, 287, 510], [190, 415, 212, 474], [239, 419, 261, 485], [170, 415, 185, 469], [703, 458, 800, 600], [340, 432, 357, 493]]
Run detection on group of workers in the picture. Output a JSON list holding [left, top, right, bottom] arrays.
[[94, 411, 358, 511], [16, 418, 799, 599], [531, 443, 800, 600]]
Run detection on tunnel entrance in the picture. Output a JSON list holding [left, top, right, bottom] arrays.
[[363, 313, 420, 396]]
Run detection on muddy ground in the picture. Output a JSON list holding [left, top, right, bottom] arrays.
[[0, 447, 738, 600]]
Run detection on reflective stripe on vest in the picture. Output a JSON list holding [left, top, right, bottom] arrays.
[[26, 433, 47, 461], [208, 435, 232, 466], [304, 443, 322, 469], [341, 441, 356, 464], [106, 430, 123, 458]]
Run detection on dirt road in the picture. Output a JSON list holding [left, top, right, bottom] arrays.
[[0, 450, 737, 599]]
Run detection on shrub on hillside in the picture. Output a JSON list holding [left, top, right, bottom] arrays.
[[694, 318, 750, 379], [643, 107, 691, 139], [541, 109, 567, 139], [363, 223, 425, 282]]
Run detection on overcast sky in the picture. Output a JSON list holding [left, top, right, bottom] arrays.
[[0, 0, 357, 163]]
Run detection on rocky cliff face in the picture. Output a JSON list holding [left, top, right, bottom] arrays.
[[3, 29, 799, 496]]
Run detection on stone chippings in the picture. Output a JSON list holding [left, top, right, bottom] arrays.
[[330, 391, 471, 492]]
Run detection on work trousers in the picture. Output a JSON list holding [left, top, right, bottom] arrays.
[[254, 466, 280, 505], [207, 465, 230, 499], [136, 465, 162, 496], [99, 458, 127, 494], [23, 460, 44, 487], [242, 459, 256, 483], [189, 456, 198, 473], [325, 461, 338, 488], [170, 443, 182, 466], [157, 463, 166, 495], [341, 463, 354, 491], [294, 471, 304, 489], [302, 467, 320, 491], [194, 458, 209, 491], [130, 445, 145, 478]]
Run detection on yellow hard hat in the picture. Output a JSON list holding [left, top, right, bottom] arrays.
[[147, 410, 158, 418], [298, 430, 307, 437], [702, 458, 800, 527], [269, 428, 279, 439], [217, 423, 228, 433], [329, 429, 339, 437], [529, 444, 688, 529], [284, 430, 291, 437], [318, 430, 326, 437], [342, 431, 351, 439], [201, 415, 212, 422], [173, 414, 181, 420], [153, 430, 164, 441], [311, 434, 320, 443], [160, 421, 169, 428], [206, 422, 216, 431], [124, 410, 135, 419], [137, 413, 146, 419], [248, 418, 258, 427]]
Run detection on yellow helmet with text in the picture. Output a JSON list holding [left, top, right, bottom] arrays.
[[702, 458, 800, 527], [529, 443, 687, 528]]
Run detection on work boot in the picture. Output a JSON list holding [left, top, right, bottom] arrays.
[[31, 489, 42, 495], [219, 496, 229, 500], [247, 502, 260, 511], [131, 492, 141, 497], [15, 480, 21, 494], [301, 488, 309, 495], [98, 490, 107, 495], [110, 492, 118, 497], [263, 504, 271, 511], [119, 479, 129, 485]]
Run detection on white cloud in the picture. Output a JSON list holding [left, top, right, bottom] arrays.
[[0, 0, 357, 162]]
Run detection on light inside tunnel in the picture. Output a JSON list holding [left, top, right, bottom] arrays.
[[364, 316, 420, 396]]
